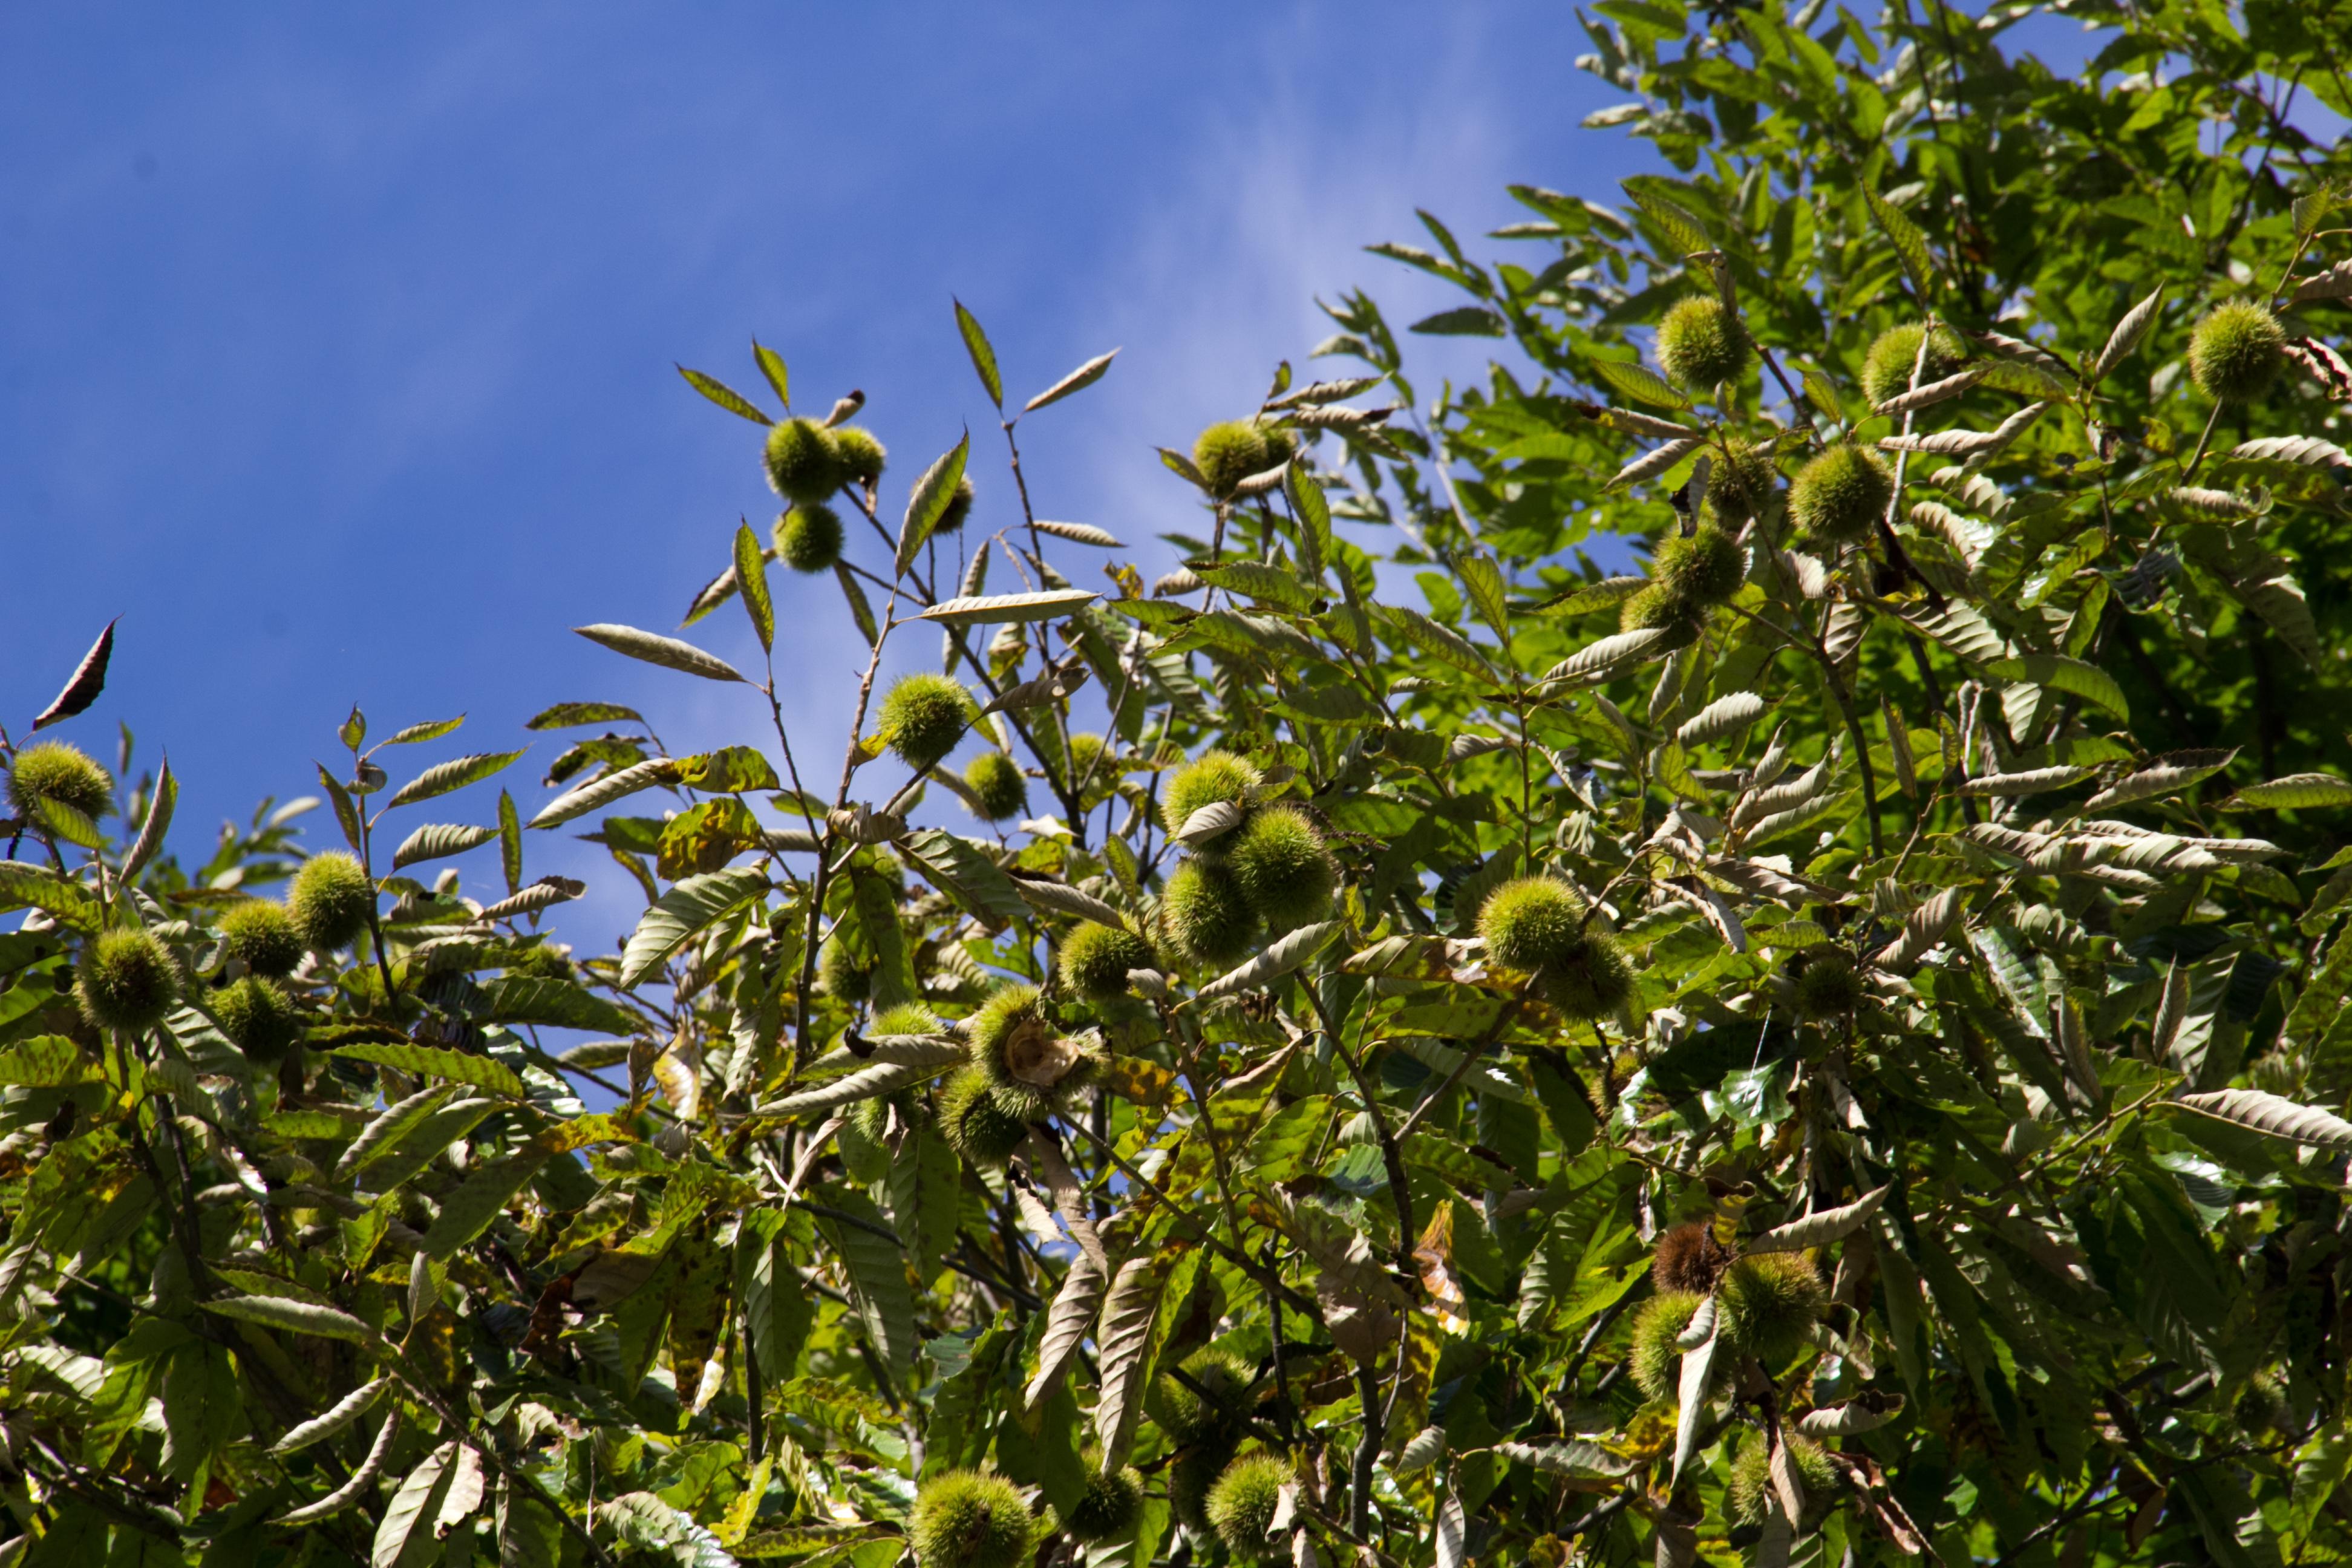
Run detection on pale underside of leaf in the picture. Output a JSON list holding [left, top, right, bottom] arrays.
[[1195, 920, 1339, 1001], [1091, 1252, 1168, 1466], [754, 1059, 943, 1119], [2178, 1089, 2352, 1148], [1031, 519, 1124, 547], [918, 590, 1100, 626], [1607, 436, 1702, 489], [1009, 877, 1128, 930], [277, 1409, 400, 1525], [1024, 349, 1119, 413], [1676, 691, 1765, 748], [1670, 1328, 1719, 1486], [1746, 1184, 1890, 1252], [574, 623, 748, 684], [1024, 1249, 1108, 1414]]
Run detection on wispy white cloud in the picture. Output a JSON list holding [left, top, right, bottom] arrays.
[[1014, 2, 1651, 595], [1059, 8, 1529, 565]]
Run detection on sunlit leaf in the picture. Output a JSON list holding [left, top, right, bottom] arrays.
[[390, 822, 496, 870], [329, 1043, 524, 1099], [1024, 349, 1118, 413], [619, 867, 768, 987], [678, 365, 773, 424], [2225, 773, 2352, 811], [918, 589, 1099, 626], [574, 624, 748, 684]]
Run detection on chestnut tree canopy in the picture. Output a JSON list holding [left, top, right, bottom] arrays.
[[2, 0, 2351, 1563]]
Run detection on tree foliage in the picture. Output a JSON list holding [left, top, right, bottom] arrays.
[[3, 1, 2352, 1564]]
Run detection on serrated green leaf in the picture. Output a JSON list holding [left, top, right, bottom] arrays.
[[0, 861, 98, 930], [387, 751, 526, 810], [1276, 679, 1377, 725], [736, 1210, 814, 1385], [525, 702, 645, 730], [1587, 357, 1684, 410], [382, 716, 465, 747], [1622, 174, 1713, 249], [1800, 364, 1846, 428], [528, 756, 682, 829], [1863, 185, 1937, 301], [735, 520, 775, 653], [2226, 773, 2352, 811], [160, 1339, 240, 1482], [678, 365, 773, 425], [898, 434, 972, 578], [1407, 1131, 1518, 1195], [953, 299, 1002, 406], [1285, 465, 1333, 580], [1411, 306, 1507, 336], [1376, 604, 1492, 680], [815, 1190, 915, 1388], [2292, 1420, 2352, 1535], [619, 867, 768, 988], [0, 1036, 98, 1086], [883, 1124, 960, 1283], [202, 1294, 376, 1343], [30, 797, 102, 850], [674, 745, 781, 794], [1979, 357, 2071, 400], [420, 1149, 549, 1258], [897, 828, 1028, 925], [848, 858, 915, 1011], [752, 339, 790, 409], [498, 788, 523, 895], [335, 1084, 455, 1177], [834, 562, 878, 646], [1188, 560, 1317, 613], [330, 1042, 526, 1099], [1532, 575, 1645, 616], [315, 767, 360, 854], [657, 797, 762, 880], [390, 822, 496, 871], [1984, 654, 2130, 722], [476, 975, 642, 1037], [1459, 555, 1511, 641]]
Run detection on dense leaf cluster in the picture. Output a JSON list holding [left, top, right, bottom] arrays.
[[1, 1, 2350, 1564]]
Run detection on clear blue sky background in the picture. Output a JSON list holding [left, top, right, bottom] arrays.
[[1, 4, 1656, 952], [1, 5, 2140, 956]]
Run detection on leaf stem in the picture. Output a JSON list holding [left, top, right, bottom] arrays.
[[1059, 1119, 1316, 1316], [379, 1353, 619, 1568], [1300, 979, 1418, 1289]]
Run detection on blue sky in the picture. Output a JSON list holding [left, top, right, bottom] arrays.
[[1, 3, 1650, 949]]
